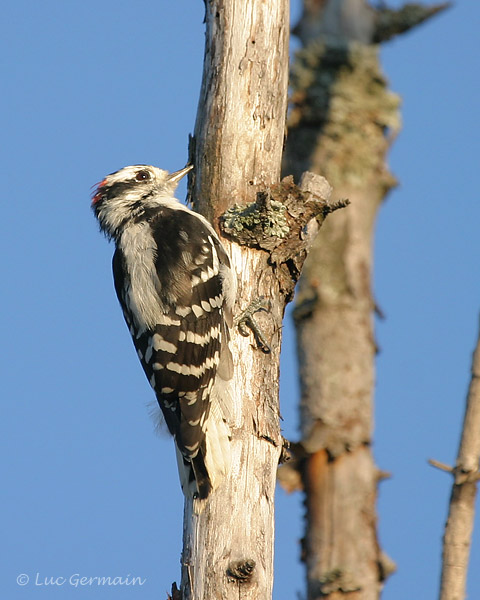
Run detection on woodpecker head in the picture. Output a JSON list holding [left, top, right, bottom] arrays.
[[92, 164, 193, 240]]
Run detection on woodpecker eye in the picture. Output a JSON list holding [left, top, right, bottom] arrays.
[[135, 170, 151, 182]]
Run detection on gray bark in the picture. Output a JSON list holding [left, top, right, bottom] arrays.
[[279, 1, 448, 598]]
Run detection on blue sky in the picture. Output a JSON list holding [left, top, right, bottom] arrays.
[[2, 1, 479, 599]]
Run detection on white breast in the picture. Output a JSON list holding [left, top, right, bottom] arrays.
[[119, 223, 163, 332]]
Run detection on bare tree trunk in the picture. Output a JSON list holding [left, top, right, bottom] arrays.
[[177, 2, 296, 598], [286, 46, 397, 600], [279, 1, 448, 599], [431, 321, 480, 600]]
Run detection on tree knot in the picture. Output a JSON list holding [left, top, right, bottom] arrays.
[[226, 559, 256, 583]]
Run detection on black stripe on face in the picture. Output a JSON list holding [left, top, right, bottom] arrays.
[[103, 176, 154, 203]]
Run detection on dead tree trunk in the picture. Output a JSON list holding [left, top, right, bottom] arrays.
[[279, 1, 448, 599], [176, 2, 336, 599]]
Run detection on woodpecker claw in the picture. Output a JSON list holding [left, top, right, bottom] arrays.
[[235, 297, 272, 353]]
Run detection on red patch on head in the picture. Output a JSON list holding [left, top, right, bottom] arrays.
[[91, 178, 107, 205]]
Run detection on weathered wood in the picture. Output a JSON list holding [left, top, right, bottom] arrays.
[[180, 1, 291, 598], [190, 0, 290, 223], [180, 244, 284, 600]]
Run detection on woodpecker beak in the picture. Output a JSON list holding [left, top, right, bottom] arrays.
[[167, 164, 193, 184]]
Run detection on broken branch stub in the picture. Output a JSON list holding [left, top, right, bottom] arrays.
[[221, 172, 343, 299]]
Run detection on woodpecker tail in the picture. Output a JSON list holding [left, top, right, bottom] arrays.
[[175, 446, 212, 500], [191, 452, 213, 499], [175, 328, 234, 508], [175, 389, 232, 509]]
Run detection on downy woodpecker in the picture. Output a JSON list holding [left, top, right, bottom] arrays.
[[92, 164, 235, 500]]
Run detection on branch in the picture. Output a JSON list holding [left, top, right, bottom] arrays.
[[373, 2, 452, 43], [432, 319, 480, 600], [292, 0, 450, 46], [221, 173, 338, 300], [428, 458, 454, 474]]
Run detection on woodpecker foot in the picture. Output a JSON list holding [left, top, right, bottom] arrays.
[[235, 297, 271, 353]]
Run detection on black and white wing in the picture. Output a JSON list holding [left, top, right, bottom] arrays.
[[113, 207, 234, 498]]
